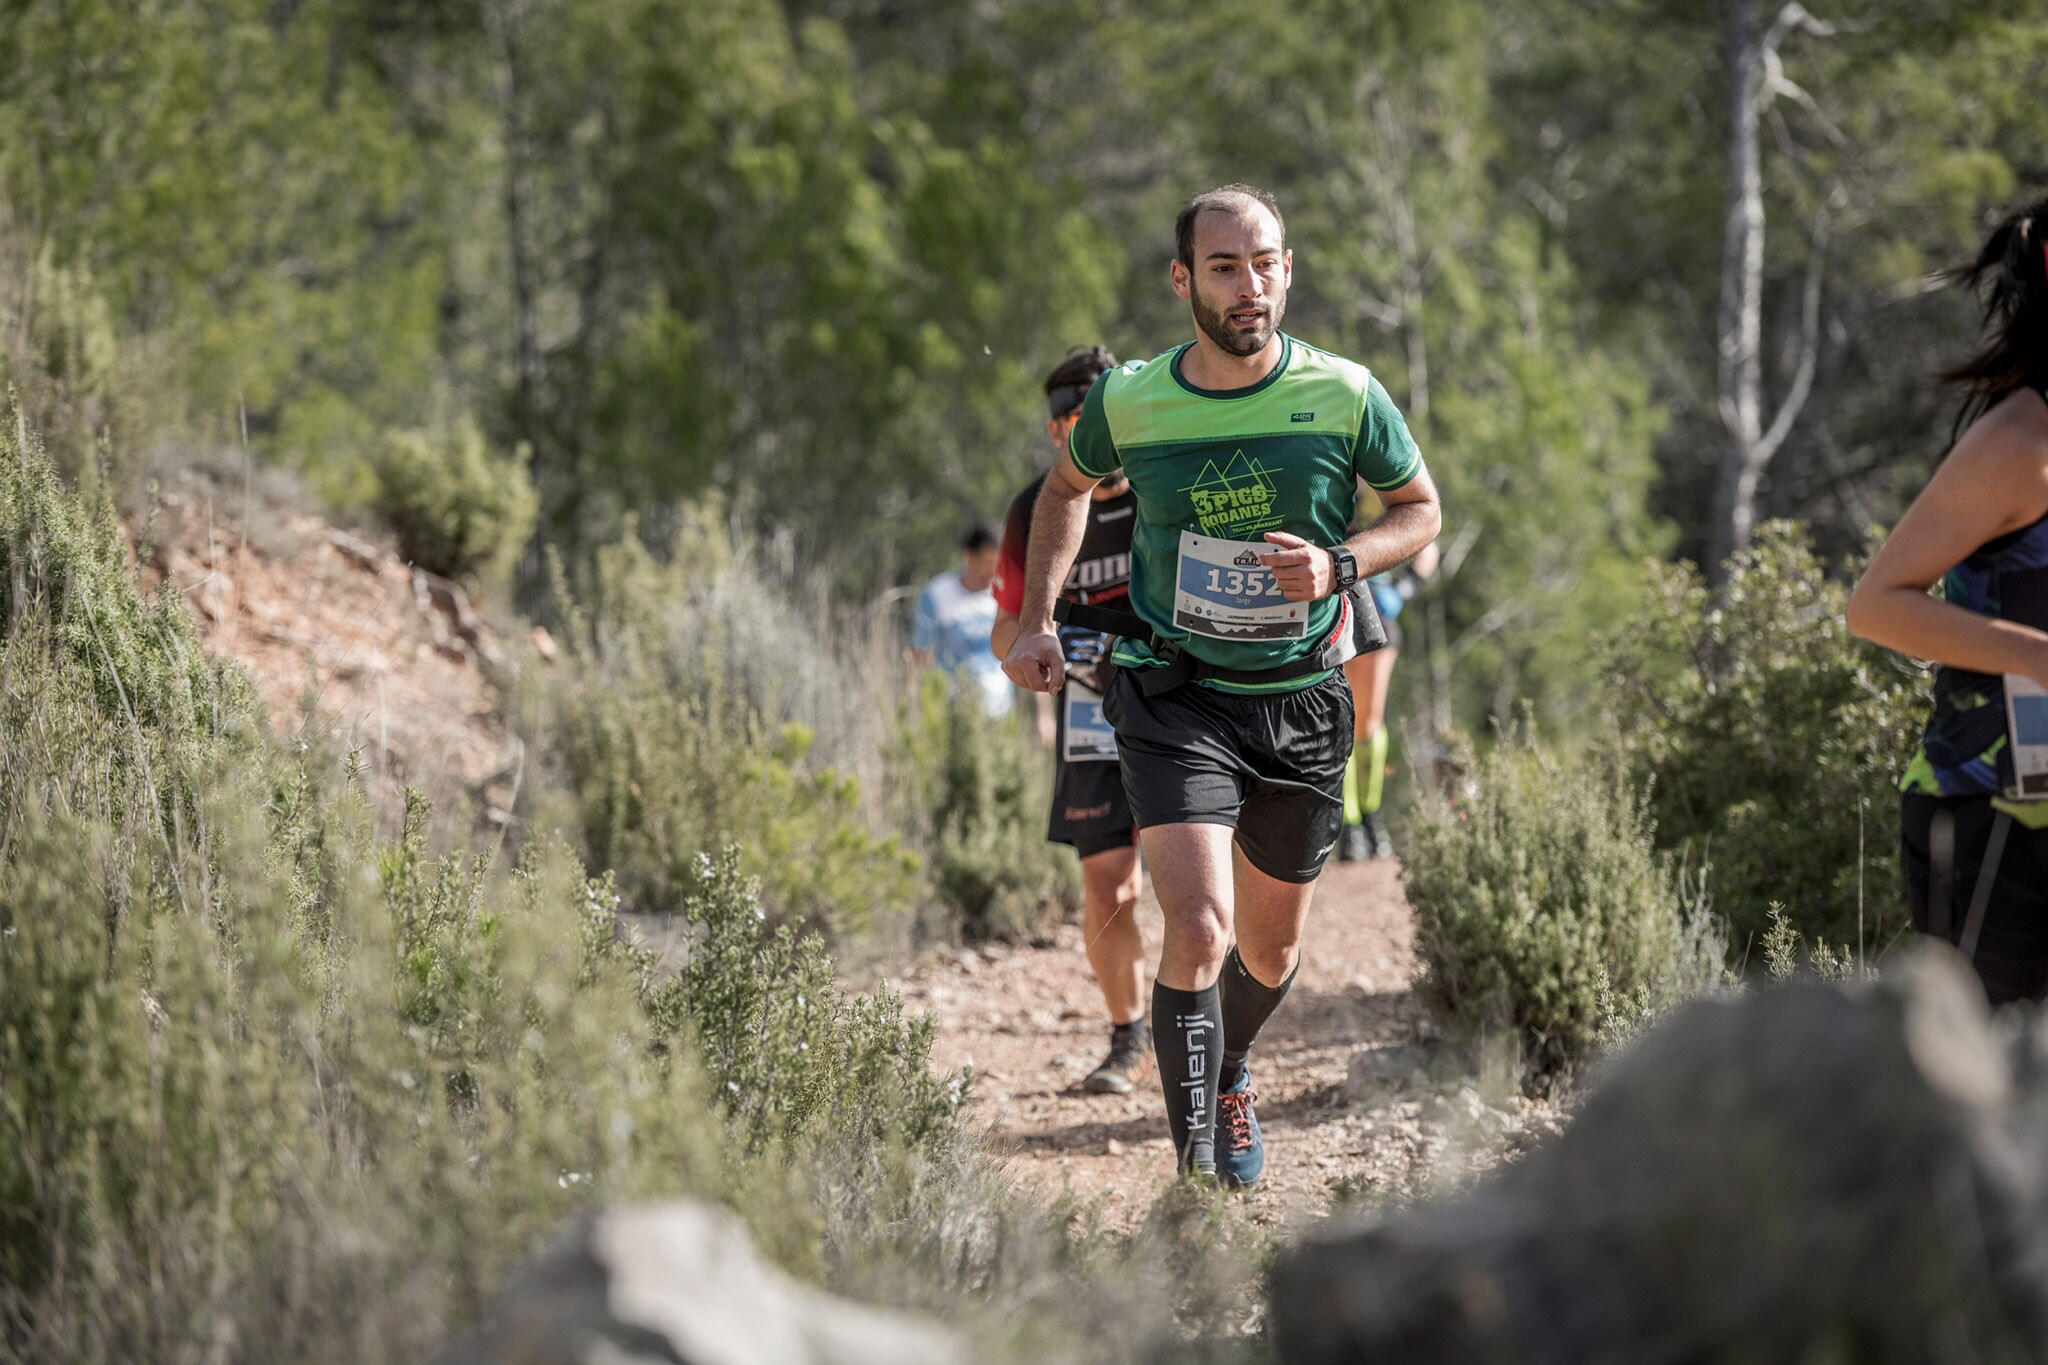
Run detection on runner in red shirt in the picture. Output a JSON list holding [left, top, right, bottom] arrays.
[[991, 346, 1152, 1094]]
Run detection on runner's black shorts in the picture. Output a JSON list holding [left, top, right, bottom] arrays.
[[1901, 790, 2048, 1004], [1102, 668, 1354, 884], [1050, 682, 1138, 858]]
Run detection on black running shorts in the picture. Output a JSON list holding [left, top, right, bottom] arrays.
[[1049, 759, 1138, 858], [1101, 669, 1354, 884], [1050, 683, 1138, 859], [1901, 790, 2048, 1004]]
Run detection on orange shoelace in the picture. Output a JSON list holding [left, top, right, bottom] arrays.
[[1219, 1086, 1257, 1148]]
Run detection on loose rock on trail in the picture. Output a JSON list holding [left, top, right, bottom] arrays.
[[891, 855, 1561, 1231]]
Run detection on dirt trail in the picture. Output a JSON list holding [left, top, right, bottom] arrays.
[[891, 856, 1559, 1231]]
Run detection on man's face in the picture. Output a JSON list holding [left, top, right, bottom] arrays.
[[1046, 408, 1082, 456], [962, 545, 999, 590], [1172, 204, 1291, 357]]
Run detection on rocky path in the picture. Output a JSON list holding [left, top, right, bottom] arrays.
[[891, 856, 1561, 1232]]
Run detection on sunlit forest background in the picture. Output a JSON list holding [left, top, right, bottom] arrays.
[[6, 2, 2048, 1361], [10, 0, 2043, 729]]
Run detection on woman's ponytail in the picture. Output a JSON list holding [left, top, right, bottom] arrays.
[[1939, 194, 2048, 442]]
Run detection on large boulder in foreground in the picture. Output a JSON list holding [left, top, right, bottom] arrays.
[[1273, 947, 2048, 1364], [440, 1200, 959, 1365]]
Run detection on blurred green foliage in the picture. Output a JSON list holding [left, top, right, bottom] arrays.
[[1406, 736, 1726, 1086], [371, 418, 538, 584], [0, 399, 948, 1356], [526, 525, 921, 936], [1600, 522, 1924, 962], [887, 670, 1078, 943]]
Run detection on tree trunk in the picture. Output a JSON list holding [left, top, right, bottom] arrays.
[[485, 0, 539, 445], [1708, 0, 1830, 580], [1710, 0, 1767, 578]]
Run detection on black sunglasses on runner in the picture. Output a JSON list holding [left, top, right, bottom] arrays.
[[1047, 383, 1090, 420]]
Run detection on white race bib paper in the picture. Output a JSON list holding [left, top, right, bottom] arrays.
[[1061, 681, 1118, 764], [2004, 673, 2048, 800], [1172, 531, 1309, 642]]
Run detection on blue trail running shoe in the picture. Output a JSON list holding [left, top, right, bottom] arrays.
[[1217, 1067, 1264, 1189]]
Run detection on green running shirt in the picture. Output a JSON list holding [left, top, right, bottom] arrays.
[[1067, 334, 1422, 692]]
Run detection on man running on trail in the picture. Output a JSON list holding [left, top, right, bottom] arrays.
[[1002, 184, 1441, 1186], [1337, 536, 1439, 861], [991, 345, 1151, 1096]]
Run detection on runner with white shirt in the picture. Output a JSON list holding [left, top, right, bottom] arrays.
[[913, 525, 1011, 718]]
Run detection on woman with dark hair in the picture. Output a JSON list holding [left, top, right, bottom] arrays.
[[1848, 193, 2048, 1003]]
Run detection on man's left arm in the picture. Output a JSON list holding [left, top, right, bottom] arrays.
[[1344, 467, 1441, 577], [1260, 469, 1439, 601], [1261, 374, 1441, 601]]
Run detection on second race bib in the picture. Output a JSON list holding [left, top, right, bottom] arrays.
[[1173, 531, 1308, 641], [1061, 681, 1118, 763], [2005, 673, 2048, 800]]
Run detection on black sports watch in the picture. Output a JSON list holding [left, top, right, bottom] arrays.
[[1330, 544, 1360, 591]]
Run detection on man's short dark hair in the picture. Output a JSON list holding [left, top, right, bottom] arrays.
[[1174, 184, 1285, 270], [962, 523, 999, 553], [1044, 344, 1118, 418]]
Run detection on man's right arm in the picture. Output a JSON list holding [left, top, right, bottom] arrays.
[[1002, 451, 1097, 693]]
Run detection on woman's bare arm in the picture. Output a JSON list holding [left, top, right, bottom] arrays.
[[1847, 392, 2048, 687]]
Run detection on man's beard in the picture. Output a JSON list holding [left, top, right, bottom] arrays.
[[1191, 288, 1284, 357]]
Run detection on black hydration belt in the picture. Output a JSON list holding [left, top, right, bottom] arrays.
[[1054, 595, 1368, 697]]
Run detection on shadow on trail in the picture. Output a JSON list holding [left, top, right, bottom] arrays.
[[1251, 985, 1418, 1051], [1002, 1111, 1164, 1156]]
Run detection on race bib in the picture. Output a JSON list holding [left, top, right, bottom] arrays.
[[2005, 673, 2048, 800], [1173, 531, 1308, 641], [1062, 681, 1118, 763]]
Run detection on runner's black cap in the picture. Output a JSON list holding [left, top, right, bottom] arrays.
[[1045, 345, 1118, 420], [1047, 384, 1090, 420]]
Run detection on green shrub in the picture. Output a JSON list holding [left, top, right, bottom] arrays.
[[0, 245, 147, 496], [0, 767, 984, 1361], [0, 407, 259, 849], [1406, 737, 1725, 1084], [0, 403, 976, 1360], [370, 417, 538, 583], [529, 528, 920, 936], [887, 670, 1077, 942], [1600, 522, 1922, 962]]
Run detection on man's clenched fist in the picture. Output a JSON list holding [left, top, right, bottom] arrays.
[[1004, 630, 1067, 693]]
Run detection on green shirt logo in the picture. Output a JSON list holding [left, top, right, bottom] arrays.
[[1182, 452, 1283, 538]]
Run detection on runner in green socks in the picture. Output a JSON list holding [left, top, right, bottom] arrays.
[[1001, 184, 1441, 1184], [991, 345, 1152, 1095], [1337, 537, 1438, 861]]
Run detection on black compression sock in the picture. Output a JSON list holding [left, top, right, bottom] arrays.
[[1152, 981, 1223, 1174], [1219, 947, 1297, 1092]]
